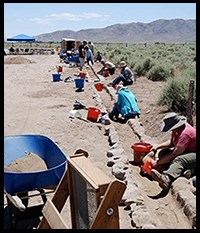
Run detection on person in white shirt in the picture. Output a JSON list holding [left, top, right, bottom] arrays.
[[97, 59, 116, 76]]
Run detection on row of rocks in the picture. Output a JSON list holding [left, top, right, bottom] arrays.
[[92, 83, 158, 228]]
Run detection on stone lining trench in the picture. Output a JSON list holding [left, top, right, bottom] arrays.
[[87, 68, 196, 229]]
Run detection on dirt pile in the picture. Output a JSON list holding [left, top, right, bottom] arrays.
[[4, 56, 35, 64], [4, 153, 47, 172]]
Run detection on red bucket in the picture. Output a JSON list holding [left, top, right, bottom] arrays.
[[57, 66, 63, 73], [87, 107, 101, 122], [141, 160, 153, 175], [79, 72, 86, 79], [95, 83, 104, 92], [103, 70, 109, 77], [131, 142, 153, 165]]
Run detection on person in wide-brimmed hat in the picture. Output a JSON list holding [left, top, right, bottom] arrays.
[[160, 112, 187, 132], [110, 60, 135, 87], [142, 112, 196, 193]]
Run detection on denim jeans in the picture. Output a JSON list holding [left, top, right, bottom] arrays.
[[112, 75, 133, 86], [109, 104, 120, 120], [109, 104, 139, 122], [86, 57, 94, 65]]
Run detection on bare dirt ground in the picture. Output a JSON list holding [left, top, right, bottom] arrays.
[[4, 54, 194, 229]]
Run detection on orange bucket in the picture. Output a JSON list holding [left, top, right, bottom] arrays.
[[87, 107, 101, 122], [95, 83, 104, 92], [131, 142, 153, 165]]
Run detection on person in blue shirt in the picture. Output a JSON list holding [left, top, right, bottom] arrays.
[[109, 85, 141, 123], [85, 45, 94, 66], [94, 51, 103, 63]]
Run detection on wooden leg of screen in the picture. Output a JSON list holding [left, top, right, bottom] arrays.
[[90, 179, 126, 229], [37, 169, 69, 229]]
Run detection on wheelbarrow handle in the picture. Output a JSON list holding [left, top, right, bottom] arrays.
[[4, 189, 26, 212]]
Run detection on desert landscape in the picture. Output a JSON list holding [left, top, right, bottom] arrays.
[[4, 53, 196, 229]]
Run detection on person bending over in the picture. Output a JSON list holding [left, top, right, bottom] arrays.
[[109, 85, 140, 123], [97, 59, 116, 76]]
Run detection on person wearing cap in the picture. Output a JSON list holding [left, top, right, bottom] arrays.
[[144, 112, 196, 191], [108, 84, 141, 123], [111, 61, 134, 87], [97, 59, 116, 76]]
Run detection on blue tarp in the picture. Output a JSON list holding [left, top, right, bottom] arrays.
[[7, 34, 35, 42]]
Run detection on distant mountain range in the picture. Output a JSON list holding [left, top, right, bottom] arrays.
[[35, 18, 196, 43]]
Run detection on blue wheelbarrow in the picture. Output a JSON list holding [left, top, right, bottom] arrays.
[[4, 134, 67, 228], [4, 134, 67, 195], [65, 54, 80, 66]]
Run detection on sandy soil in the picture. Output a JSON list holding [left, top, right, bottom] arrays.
[[4, 54, 193, 229]]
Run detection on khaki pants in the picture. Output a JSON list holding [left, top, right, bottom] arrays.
[[163, 152, 196, 180], [79, 57, 85, 70]]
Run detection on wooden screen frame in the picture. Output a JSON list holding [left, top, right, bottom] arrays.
[[38, 150, 126, 229]]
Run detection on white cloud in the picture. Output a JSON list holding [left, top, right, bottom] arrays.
[[81, 12, 102, 19], [30, 12, 110, 25], [49, 13, 81, 21]]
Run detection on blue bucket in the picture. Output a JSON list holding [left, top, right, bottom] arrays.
[[75, 78, 84, 89], [52, 73, 61, 82]]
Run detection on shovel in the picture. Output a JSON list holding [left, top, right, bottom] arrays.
[[88, 64, 101, 81]]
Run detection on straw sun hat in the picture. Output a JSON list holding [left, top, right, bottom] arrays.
[[161, 112, 187, 132]]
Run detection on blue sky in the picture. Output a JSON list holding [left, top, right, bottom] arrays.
[[4, 3, 196, 38]]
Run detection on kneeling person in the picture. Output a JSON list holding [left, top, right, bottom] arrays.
[[143, 112, 196, 191], [109, 85, 140, 123]]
